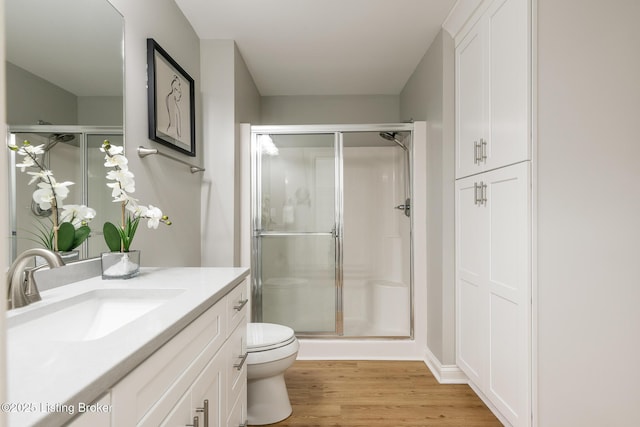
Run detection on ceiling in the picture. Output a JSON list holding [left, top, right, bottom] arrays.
[[175, 0, 458, 96]]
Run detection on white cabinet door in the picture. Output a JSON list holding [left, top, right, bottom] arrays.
[[486, 0, 529, 171], [455, 0, 529, 179], [226, 384, 247, 427], [485, 162, 530, 427], [456, 21, 486, 179], [191, 349, 227, 427], [455, 175, 489, 385], [159, 389, 193, 427], [455, 162, 530, 426]]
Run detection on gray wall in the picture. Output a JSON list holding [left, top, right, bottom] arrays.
[[6, 63, 123, 126], [537, 0, 640, 424], [77, 96, 123, 126], [6, 62, 77, 125], [261, 95, 400, 124], [200, 40, 261, 267], [400, 29, 456, 365], [107, 0, 202, 267]]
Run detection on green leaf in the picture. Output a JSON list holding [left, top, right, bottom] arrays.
[[103, 221, 122, 252], [72, 225, 91, 249], [56, 222, 75, 252]]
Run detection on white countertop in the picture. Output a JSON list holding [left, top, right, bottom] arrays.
[[5, 267, 250, 427]]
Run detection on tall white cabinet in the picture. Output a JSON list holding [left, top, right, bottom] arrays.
[[454, 0, 531, 425]]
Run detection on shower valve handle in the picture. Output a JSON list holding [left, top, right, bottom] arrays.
[[395, 198, 411, 217]]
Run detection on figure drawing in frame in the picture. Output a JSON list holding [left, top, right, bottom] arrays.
[[147, 38, 196, 156]]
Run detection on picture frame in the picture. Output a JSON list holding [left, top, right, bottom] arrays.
[[147, 38, 196, 157]]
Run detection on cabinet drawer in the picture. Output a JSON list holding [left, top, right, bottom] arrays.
[[226, 280, 249, 334], [227, 318, 248, 414], [112, 300, 227, 426]]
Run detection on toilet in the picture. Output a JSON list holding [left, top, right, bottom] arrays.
[[246, 322, 299, 425]]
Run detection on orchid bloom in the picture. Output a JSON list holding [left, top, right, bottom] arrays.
[[101, 140, 171, 252], [60, 204, 97, 228], [32, 180, 73, 210]]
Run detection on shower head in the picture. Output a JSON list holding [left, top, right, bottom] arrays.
[[379, 131, 408, 151], [44, 133, 76, 152]]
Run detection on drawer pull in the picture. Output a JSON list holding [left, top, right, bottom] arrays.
[[186, 416, 199, 427], [233, 298, 249, 311], [234, 352, 249, 370], [239, 421, 248, 427], [196, 399, 209, 427]]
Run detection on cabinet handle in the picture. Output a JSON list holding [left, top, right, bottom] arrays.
[[473, 141, 480, 164], [239, 422, 248, 427], [480, 181, 487, 205], [480, 138, 487, 162], [186, 416, 199, 427], [234, 352, 249, 370], [196, 399, 209, 427], [234, 298, 249, 311], [473, 182, 480, 205]]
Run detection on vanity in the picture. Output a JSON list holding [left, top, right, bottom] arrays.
[[5, 267, 250, 427]]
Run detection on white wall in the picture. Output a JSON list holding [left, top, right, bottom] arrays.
[[537, 0, 640, 424], [261, 95, 400, 124], [107, 0, 202, 266], [400, 29, 456, 365]]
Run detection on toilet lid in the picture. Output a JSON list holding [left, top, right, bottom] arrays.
[[247, 323, 296, 352]]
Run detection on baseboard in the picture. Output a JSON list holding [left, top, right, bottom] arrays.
[[423, 347, 468, 384]]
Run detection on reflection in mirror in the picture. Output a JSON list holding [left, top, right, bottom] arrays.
[[9, 127, 124, 261], [5, 0, 124, 126], [5, 0, 125, 263]]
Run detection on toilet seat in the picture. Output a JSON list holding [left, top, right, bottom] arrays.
[[247, 323, 296, 352]]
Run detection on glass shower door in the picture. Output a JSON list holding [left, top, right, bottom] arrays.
[[253, 132, 340, 334]]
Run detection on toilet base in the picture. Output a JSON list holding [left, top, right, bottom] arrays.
[[247, 372, 292, 425]]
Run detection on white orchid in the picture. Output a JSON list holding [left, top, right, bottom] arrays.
[[26, 169, 54, 185], [32, 180, 73, 210], [104, 153, 128, 169], [7, 140, 95, 252], [60, 204, 97, 227], [101, 140, 171, 252]]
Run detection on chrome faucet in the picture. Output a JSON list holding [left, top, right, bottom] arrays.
[[6, 248, 65, 309]]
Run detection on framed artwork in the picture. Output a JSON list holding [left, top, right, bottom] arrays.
[[147, 38, 196, 157]]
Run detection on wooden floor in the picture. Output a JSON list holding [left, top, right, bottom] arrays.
[[261, 360, 502, 427]]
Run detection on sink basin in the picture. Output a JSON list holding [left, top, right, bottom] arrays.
[[7, 288, 184, 342]]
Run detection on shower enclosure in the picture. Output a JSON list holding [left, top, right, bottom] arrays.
[[251, 124, 413, 338], [8, 125, 124, 261]]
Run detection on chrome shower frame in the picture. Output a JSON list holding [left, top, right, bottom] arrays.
[[250, 123, 415, 339]]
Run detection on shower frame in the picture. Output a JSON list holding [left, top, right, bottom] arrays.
[[7, 125, 123, 261], [250, 123, 415, 339]]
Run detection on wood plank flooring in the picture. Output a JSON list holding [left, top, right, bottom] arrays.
[[261, 360, 502, 427]]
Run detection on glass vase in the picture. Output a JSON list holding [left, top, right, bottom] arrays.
[[101, 250, 141, 280]]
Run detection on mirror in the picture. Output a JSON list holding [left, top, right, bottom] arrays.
[[5, 0, 125, 262]]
